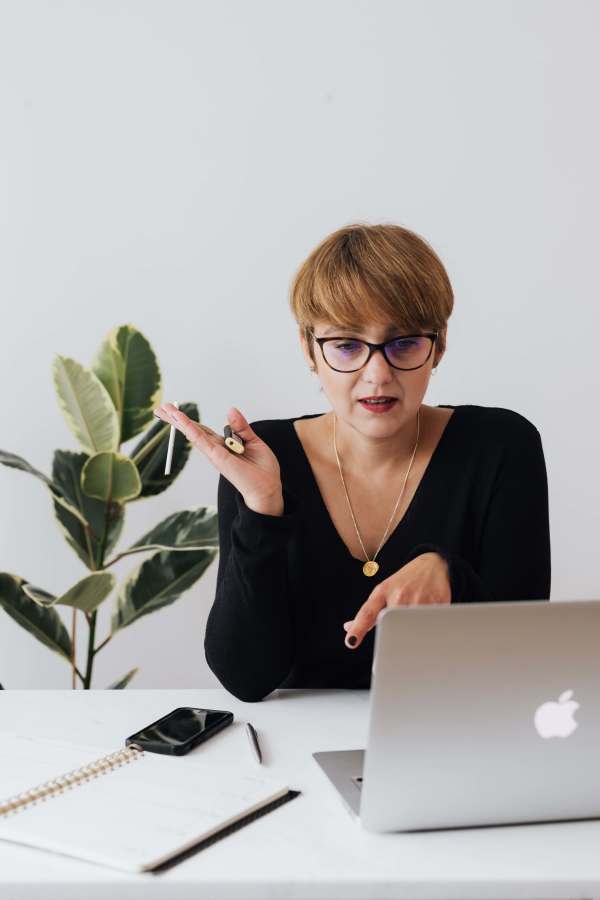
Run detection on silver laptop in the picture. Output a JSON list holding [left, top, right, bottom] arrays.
[[313, 600, 600, 831]]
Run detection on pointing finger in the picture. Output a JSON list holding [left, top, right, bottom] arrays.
[[344, 593, 387, 649]]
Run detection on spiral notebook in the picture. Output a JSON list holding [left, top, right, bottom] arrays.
[[0, 732, 300, 874]]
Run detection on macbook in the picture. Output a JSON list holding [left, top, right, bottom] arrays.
[[313, 600, 600, 831]]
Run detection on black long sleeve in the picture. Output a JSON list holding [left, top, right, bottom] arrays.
[[204, 478, 300, 701], [204, 404, 551, 701], [402, 421, 551, 603]]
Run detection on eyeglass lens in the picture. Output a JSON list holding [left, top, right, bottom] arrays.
[[322, 336, 432, 371]]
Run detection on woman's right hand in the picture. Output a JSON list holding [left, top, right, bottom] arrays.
[[153, 403, 284, 515]]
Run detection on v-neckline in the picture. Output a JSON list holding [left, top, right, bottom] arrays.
[[288, 405, 461, 565]]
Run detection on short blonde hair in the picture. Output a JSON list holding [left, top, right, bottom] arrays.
[[289, 223, 454, 365]]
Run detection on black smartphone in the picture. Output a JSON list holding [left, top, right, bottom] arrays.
[[124, 707, 234, 756]]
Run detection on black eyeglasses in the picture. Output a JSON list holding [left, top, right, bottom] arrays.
[[312, 332, 438, 373]]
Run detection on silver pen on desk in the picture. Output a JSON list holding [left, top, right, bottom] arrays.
[[245, 721, 262, 764]]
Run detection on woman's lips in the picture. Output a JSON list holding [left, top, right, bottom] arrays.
[[358, 398, 398, 413]]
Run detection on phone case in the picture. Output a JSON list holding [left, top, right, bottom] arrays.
[[124, 707, 234, 756]]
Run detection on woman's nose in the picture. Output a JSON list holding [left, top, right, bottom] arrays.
[[362, 347, 395, 381]]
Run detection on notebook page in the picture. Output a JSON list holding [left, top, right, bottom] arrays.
[[0, 732, 116, 795], [0, 732, 288, 873]]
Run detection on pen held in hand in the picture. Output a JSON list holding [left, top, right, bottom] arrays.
[[164, 401, 179, 476], [154, 402, 245, 465]]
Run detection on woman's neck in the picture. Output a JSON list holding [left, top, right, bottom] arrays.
[[327, 405, 427, 477]]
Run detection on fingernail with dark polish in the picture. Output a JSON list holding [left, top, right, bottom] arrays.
[[348, 635, 358, 647]]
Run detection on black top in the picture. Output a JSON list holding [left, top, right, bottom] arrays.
[[204, 404, 551, 702]]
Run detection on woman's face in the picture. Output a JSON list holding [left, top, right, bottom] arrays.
[[300, 319, 445, 433]]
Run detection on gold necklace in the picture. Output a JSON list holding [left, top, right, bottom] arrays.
[[333, 408, 421, 577]]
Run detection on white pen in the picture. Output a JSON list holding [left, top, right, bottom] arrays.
[[164, 401, 179, 475]]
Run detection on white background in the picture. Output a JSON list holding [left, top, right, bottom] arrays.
[[1, 0, 598, 689]]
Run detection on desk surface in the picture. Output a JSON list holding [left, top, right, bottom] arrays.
[[1, 688, 600, 900]]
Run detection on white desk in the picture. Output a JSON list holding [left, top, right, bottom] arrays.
[[1, 689, 600, 899]]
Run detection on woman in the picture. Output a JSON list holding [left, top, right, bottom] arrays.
[[153, 223, 551, 702]]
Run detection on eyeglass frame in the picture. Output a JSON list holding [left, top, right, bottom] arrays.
[[311, 330, 439, 373]]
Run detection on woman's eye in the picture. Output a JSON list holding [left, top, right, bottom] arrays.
[[389, 338, 418, 351], [334, 341, 362, 352]]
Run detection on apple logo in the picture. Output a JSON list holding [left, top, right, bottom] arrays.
[[534, 689, 580, 738]]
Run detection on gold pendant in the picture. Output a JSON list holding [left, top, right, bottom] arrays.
[[363, 560, 379, 577]]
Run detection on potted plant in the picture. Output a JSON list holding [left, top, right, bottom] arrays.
[[0, 324, 218, 688]]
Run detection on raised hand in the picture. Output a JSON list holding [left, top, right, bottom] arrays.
[[153, 403, 284, 515]]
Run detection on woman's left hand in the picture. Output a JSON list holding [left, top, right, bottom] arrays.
[[343, 552, 451, 649]]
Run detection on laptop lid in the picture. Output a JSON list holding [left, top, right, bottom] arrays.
[[360, 599, 600, 832]]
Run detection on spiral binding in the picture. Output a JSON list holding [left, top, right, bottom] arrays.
[[0, 743, 145, 817]]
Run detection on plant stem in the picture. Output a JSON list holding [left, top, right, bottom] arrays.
[[71, 609, 77, 688], [82, 492, 113, 689], [103, 552, 126, 569], [95, 635, 112, 654], [75, 516, 97, 688], [83, 611, 97, 689]]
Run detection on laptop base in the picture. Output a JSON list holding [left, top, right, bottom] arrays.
[[312, 749, 365, 818]]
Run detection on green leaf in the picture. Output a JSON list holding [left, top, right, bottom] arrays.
[[92, 325, 162, 444], [128, 402, 199, 499], [111, 547, 217, 634], [52, 450, 124, 569], [53, 356, 119, 454], [107, 667, 139, 689], [0, 449, 90, 529], [20, 584, 54, 605], [22, 572, 115, 614], [0, 573, 72, 661], [113, 507, 218, 562], [81, 452, 142, 502]]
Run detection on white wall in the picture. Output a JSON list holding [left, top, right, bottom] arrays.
[[1, 0, 598, 688]]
